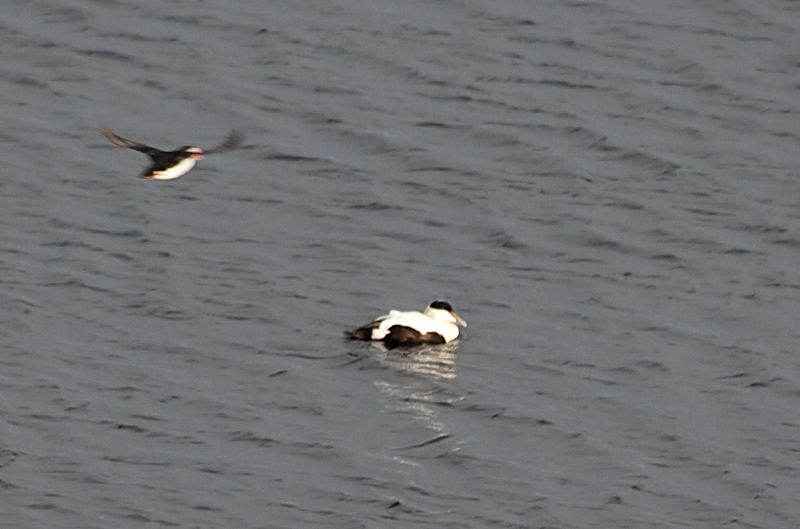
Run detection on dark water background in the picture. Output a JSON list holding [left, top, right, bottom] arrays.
[[2, 1, 800, 527]]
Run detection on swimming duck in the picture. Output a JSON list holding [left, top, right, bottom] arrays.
[[346, 301, 467, 348]]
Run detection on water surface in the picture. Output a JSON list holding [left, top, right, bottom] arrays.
[[2, 1, 800, 527]]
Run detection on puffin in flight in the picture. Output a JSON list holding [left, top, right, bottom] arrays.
[[346, 301, 467, 348], [100, 126, 243, 180]]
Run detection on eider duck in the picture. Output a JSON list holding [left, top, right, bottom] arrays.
[[346, 301, 467, 348], [99, 126, 243, 180]]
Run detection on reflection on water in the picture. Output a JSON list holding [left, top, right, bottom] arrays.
[[369, 342, 460, 381], [371, 343, 461, 446]]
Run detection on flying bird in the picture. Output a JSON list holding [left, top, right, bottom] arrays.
[[346, 301, 467, 348], [100, 126, 243, 180]]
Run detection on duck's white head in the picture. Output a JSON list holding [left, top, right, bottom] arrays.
[[425, 300, 467, 327]]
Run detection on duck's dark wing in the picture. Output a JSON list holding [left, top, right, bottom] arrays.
[[204, 129, 243, 154], [383, 326, 446, 348], [100, 126, 162, 157]]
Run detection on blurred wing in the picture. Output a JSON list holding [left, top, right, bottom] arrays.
[[99, 126, 161, 156], [204, 129, 243, 154]]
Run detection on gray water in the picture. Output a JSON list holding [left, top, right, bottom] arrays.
[[2, 1, 800, 527]]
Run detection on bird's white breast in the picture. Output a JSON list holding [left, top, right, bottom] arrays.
[[150, 158, 198, 180]]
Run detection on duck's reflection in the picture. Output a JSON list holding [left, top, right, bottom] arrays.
[[369, 341, 459, 380], [368, 342, 462, 445]]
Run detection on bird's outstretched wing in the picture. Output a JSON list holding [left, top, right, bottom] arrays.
[[99, 126, 162, 156], [204, 129, 244, 154]]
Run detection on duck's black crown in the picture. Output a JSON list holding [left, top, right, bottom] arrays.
[[430, 300, 453, 311]]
